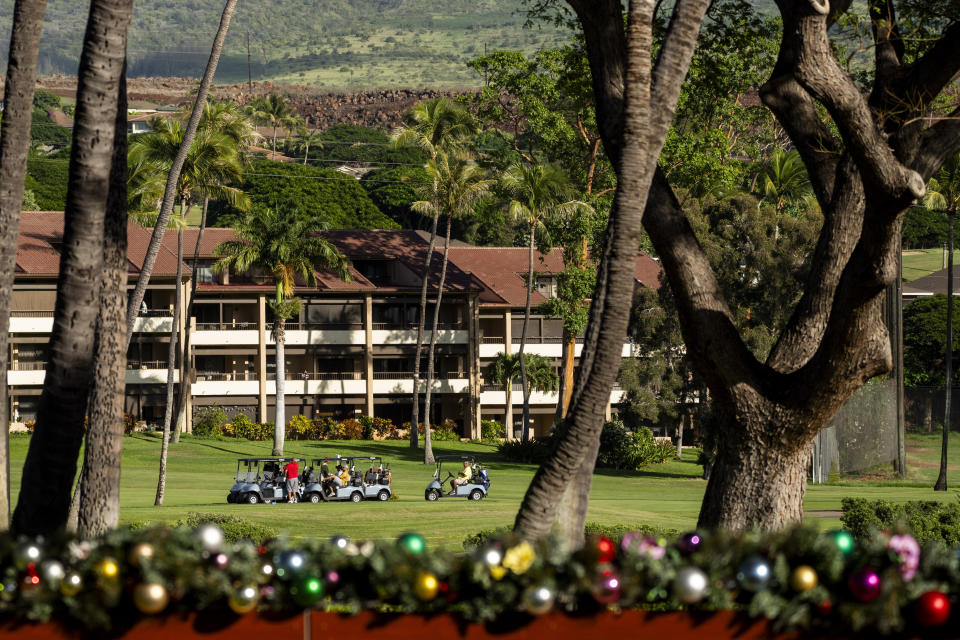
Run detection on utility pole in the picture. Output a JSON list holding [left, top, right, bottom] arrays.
[[246, 31, 253, 93]]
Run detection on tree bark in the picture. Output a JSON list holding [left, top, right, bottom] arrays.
[[936, 211, 953, 491], [0, 0, 47, 532], [77, 67, 129, 536], [124, 0, 238, 343], [155, 225, 183, 505], [410, 213, 439, 448], [517, 225, 534, 442], [273, 315, 286, 456], [423, 215, 452, 465], [12, 0, 133, 536]]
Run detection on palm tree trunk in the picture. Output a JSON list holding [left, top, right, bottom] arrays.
[[505, 374, 514, 440], [0, 0, 48, 532], [124, 0, 238, 344], [303, 138, 310, 165], [273, 314, 287, 456], [423, 215, 452, 465], [77, 70, 129, 536], [272, 124, 277, 157], [554, 328, 576, 423], [13, 0, 134, 536], [171, 197, 209, 442], [936, 211, 953, 491], [517, 224, 535, 442], [411, 213, 439, 448], [155, 224, 183, 505]]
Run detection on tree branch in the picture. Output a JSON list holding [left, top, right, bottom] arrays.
[[787, 2, 925, 203], [869, 0, 903, 84], [915, 106, 960, 179], [887, 22, 960, 115]]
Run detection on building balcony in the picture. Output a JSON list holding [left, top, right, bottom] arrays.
[[478, 338, 632, 359], [8, 310, 172, 333], [7, 361, 176, 385]]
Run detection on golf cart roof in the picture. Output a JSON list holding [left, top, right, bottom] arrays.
[[310, 456, 381, 463], [436, 455, 476, 463], [237, 457, 297, 464]]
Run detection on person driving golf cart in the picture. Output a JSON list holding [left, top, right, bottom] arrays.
[[447, 460, 473, 495]]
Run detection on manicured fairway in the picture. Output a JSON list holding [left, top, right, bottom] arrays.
[[7, 432, 959, 548]]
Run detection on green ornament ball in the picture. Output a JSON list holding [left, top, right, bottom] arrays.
[[828, 530, 855, 555], [291, 576, 324, 607], [60, 573, 83, 596], [397, 533, 426, 555], [228, 585, 259, 614]]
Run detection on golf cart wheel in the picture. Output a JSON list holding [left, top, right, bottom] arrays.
[[377, 490, 390, 501], [350, 491, 363, 503], [425, 489, 439, 501], [307, 492, 321, 504], [244, 493, 259, 505], [469, 489, 483, 501]]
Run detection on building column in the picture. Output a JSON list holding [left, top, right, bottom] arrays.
[[364, 294, 374, 417], [503, 310, 513, 439], [467, 296, 480, 439], [257, 295, 267, 423]]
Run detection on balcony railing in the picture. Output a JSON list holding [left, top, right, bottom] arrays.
[[137, 309, 173, 317], [196, 371, 258, 381], [9, 310, 54, 317], [269, 322, 363, 331], [370, 322, 464, 331], [10, 361, 46, 371], [266, 371, 363, 381], [481, 383, 524, 392], [127, 360, 167, 369], [195, 322, 257, 331], [482, 336, 586, 344], [373, 371, 466, 380]]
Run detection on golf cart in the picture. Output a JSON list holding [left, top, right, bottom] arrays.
[[302, 456, 392, 503], [425, 455, 489, 501], [227, 457, 300, 504]]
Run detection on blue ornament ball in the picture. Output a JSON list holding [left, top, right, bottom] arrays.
[[736, 555, 772, 591]]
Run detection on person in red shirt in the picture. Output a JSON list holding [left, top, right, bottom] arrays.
[[284, 458, 300, 503]]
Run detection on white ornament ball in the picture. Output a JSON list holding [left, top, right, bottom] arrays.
[[198, 524, 224, 553], [673, 566, 709, 604]]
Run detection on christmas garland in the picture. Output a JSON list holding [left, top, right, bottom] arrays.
[[0, 524, 956, 635]]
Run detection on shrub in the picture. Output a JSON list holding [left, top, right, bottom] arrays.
[[371, 416, 397, 439], [433, 419, 459, 441], [597, 421, 673, 470], [123, 413, 137, 434], [841, 498, 960, 546], [315, 417, 339, 439], [463, 522, 678, 550], [358, 416, 375, 440], [340, 418, 364, 440], [174, 512, 277, 544], [481, 419, 505, 442], [193, 406, 227, 437], [286, 414, 313, 440], [228, 414, 262, 440], [497, 437, 553, 464]]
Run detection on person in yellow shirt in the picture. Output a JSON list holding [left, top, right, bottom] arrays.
[[338, 464, 351, 487], [448, 460, 473, 495]]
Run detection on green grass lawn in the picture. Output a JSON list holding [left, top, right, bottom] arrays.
[[7, 432, 959, 548], [902, 248, 957, 282]]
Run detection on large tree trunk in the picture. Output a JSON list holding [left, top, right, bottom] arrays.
[[554, 328, 577, 423], [423, 216, 452, 465], [171, 197, 209, 442], [0, 0, 48, 532], [273, 316, 286, 456], [77, 69, 129, 536], [410, 213, 439, 448], [517, 225, 534, 442], [12, 0, 133, 536], [515, 0, 709, 545], [936, 211, 954, 491], [155, 225, 184, 505], [124, 0, 238, 343]]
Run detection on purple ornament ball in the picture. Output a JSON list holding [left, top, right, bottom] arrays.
[[676, 532, 703, 555], [848, 568, 882, 602]]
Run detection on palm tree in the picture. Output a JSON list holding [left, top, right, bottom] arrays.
[[501, 161, 593, 442], [487, 353, 559, 434], [293, 127, 324, 165], [755, 149, 815, 240], [245, 94, 299, 157], [0, 0, 48, 530], [214, 208, 350, 456], [410, 152, 493, 463], [124, 0, 239, 344], [154, 210, 187, 506], [13, 0, 134, 536], [391, 97, 478, 450], [926, 154, 960, 492]]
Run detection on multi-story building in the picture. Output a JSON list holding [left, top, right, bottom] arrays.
[[7, 211, 661, 438]]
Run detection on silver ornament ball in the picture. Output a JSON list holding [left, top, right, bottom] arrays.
[[40, 560, 66, 585], [197, 524, 224, 553], [13, 541, 42, 569], [673, 566, 709, 604], [523, 585, 554, 615]]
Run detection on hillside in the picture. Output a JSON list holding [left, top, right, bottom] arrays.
[[0, 0, 567, 88]]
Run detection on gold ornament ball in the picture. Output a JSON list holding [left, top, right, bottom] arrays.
[[60, 573, 83, 596], [128, 543, 155, 567], [790, 565, 819, 592], [133, 583, 169, 615], [228, 585, 259, 614], [413, 571, 439, 601], [95, 558, 120, 580]]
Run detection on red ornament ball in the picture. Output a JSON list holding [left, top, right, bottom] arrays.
[[595, 536, 616, 563], [915, 591, 951, 627], [848, 568, 882, 602], [817, 600, 833, 616]]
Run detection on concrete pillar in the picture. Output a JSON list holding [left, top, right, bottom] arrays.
[[467, 296, 480, 439], [257, 295, 267, 423], [364, 294, 374, 417]]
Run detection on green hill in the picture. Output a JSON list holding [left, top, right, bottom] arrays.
[[0, 0, 568, 88]]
